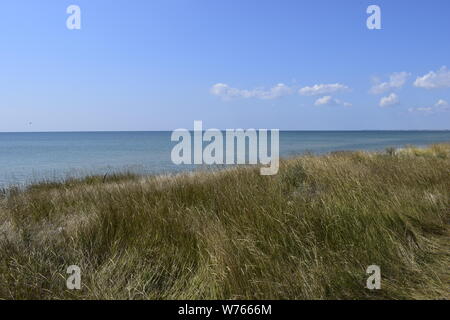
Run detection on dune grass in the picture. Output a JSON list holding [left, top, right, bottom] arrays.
[[0, 144, 449, 300]]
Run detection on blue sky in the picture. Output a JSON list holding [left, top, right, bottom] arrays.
[[1, 0, 449, 131]]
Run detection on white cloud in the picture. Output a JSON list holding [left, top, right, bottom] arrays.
[[379, 93, 399, 107], [314, 96, 333, 106], [370, 71, 410, 94], [408, 99, 449, 114], [314, 95, 352, 107], [408, 107, 433, 114], [435, 99, 448, 107], [414, 66, 450, 89], [299, 83, 349, 96], [210, 83, 293, 100]]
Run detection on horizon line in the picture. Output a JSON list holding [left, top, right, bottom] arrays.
[[1, 129, 449, 134]]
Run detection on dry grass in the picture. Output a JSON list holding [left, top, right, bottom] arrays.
[[0, 144, 449, 300]]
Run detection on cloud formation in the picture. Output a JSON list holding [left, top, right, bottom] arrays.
[[210, 83, 293, 100], [299, 83, 349, 96], [414, 66, 450, 89], [314, 96, 352, 107], [370, 72, 410, 94], [379, 93, 399, 107], [435, 99, 449, 108], [408, 107, 433, 114], [408, 99, 449, 114]]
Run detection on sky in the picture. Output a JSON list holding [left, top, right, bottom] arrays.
[[1, 0, 449, 132]]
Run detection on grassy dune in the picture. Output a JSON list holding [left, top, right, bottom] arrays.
[[0, 144, 449, 300]]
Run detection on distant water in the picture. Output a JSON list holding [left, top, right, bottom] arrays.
[[0, 131, 449, 187]]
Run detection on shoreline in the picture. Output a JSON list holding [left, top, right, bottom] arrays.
[[2, 131, 450, 188], [1, 141, 448, 191]]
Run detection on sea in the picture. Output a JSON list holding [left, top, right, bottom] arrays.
[[0, 131, 449, 187]]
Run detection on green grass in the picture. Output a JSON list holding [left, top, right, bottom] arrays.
[[0, 144, 449, 300]]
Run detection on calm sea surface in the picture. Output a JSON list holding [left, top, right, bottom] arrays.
[[1, 131, 449, 187]]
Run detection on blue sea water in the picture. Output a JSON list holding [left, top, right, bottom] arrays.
[[0, 131, 449, 187]]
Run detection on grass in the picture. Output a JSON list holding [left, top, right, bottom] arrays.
[[0, 144, 449, 300]]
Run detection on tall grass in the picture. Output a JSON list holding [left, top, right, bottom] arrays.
[[0, 144, 449, 300]]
